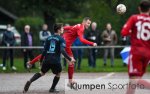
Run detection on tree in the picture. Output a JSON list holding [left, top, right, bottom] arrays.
[[0, 0, 141, 36], [0, 0, 87, 32]]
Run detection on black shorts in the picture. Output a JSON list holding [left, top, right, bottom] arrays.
[[41, 60, 62, 74]]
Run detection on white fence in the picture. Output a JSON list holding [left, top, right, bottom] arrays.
[[0, 45, 129, 49]]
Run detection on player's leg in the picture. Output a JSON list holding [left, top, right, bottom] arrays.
[[49, 63, 62, 93], [23, 72, 44, 93], [137, 79, 150, 89], [30, 54, 42, 64], [65, 46, 75, 84], [126, 54, 141, 94], [23, 61, 50, 93], [68, 60, 75, 83], [27, 54, 42, 68], [126, 75, 150, 94], [28, 50, 35, 68], [126, 54, 150, 94], [126, 77, 140, 94], [136, 59, 150, 89]]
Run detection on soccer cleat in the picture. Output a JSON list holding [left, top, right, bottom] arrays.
[[2, 67, 6, 71], [12, 66, 17, 71], [23, 81, 31, 93], [27, 61, 32, 69], [49, 89, 60, 93]]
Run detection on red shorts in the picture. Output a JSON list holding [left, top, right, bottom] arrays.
[[128, 53, 150, 77]]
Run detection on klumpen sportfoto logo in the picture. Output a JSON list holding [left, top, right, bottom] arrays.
[[68, 82, 144, 91], [65, 79, 149, 93]]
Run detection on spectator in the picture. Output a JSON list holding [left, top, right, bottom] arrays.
[[21, 25, 35, 69], [101, 23, 117, 67], [72, 38, 83, 70], [2, 24, 16, 71], [39, 24, 51, 46], [86, 22, 99, 68]]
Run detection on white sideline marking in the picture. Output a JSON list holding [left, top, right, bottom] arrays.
[[95, 72, 115, 80]]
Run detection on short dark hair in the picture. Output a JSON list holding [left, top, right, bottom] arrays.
[[83, 17, 91, 21], [53, 23, 63, 33], [139, 0, 150, 12]]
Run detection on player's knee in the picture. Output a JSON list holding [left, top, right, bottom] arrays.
[[129, 73, 143, 78], [56, 72, 61, 77], [69, 64, 74, 67], [129, 76, 142, 83]]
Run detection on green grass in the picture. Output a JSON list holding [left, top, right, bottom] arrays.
[[0, 58, 150, 73], [0, 58, 40, 73], [70, 59, 128, 72]]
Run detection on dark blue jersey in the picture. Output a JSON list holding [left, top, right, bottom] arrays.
[[40, 34, 71, 63]]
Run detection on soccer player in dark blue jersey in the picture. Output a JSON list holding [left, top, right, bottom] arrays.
[[23, 23, 74, 93]]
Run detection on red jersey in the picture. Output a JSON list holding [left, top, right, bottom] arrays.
[[63, 24, 94, 46], [121, 14, 150, 58]]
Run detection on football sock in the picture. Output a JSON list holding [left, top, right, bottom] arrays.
[[68, 64, 74, 80], [30, 73, 42, 83], [50, 76, 60, 90], [30, 54, 42, 64]]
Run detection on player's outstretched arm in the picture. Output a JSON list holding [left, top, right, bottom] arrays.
[[79, 35, 97, 46], [78, 35, 95, 45], [77, 29, 96, 46]]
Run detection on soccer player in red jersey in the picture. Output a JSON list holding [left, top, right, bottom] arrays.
[[27, 17, 97, 86], [121, 0, 150, 94], [63, 17, 97, 85]]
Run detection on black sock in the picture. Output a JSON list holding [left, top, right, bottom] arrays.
[[50, 76, 60, 90], [30, 73, 42, 83]]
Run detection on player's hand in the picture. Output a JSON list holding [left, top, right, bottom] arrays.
[[93, 43, 97, 46], [68, 57, 76, 65], [71, 58, 76, 63]]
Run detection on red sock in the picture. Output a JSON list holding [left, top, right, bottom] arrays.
[[68, 64, 74, 80], [30, 54, 42, 64]]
